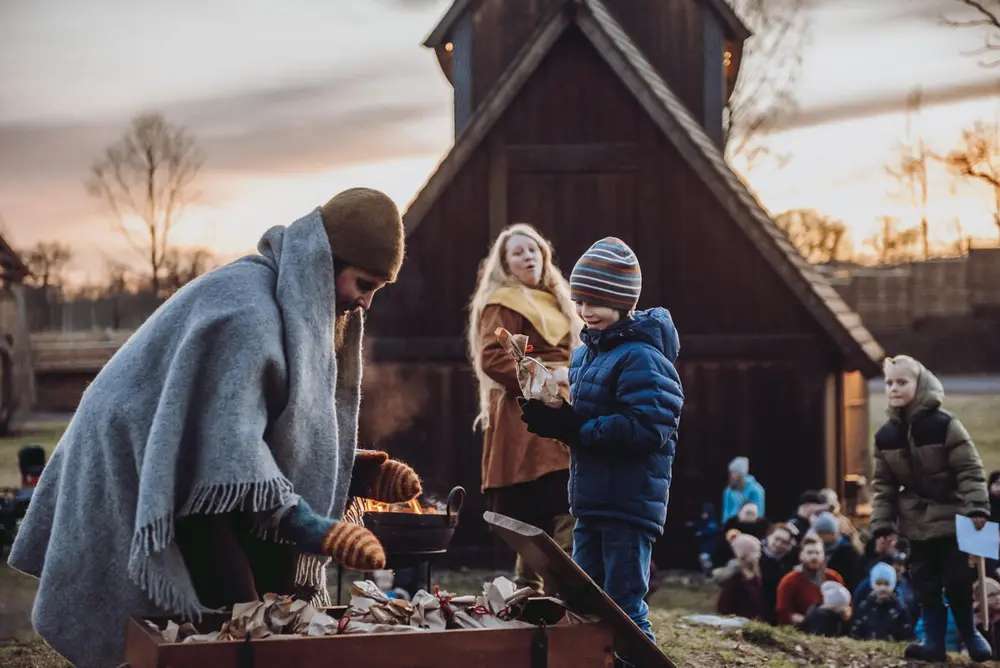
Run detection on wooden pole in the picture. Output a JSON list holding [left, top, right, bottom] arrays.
[[979, 556, 990, 632]]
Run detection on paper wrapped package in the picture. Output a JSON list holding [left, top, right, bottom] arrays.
[[494, 327, 562, 407]]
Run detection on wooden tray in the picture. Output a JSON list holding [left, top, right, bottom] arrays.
[[124, 600, 614, 667]]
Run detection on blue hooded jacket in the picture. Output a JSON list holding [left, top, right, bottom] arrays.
[[567, 307, 684, 535]]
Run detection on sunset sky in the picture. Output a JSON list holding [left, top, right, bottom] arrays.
[[2, 0, 1000, 282]]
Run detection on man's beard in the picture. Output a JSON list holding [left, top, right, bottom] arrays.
[[335, 312, 350, 353]]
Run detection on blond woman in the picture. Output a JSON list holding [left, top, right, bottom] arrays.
[[467, 223, 580, 593]]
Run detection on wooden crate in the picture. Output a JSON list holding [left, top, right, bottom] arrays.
[[124, 513, 677, 668], [124, 609, 614, 668]]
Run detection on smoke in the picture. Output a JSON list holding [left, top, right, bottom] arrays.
[[360, 359, 429, 446]]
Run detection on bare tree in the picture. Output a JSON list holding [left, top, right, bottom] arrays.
[[943, 0, 1000, 67], [23, 241, 73, 291], [774, 208, 849, 263], [159, 247, 217, 297], [23, 241, 74, 329], [725, 0, 808, 170], [885, 89, 931, 259], [944, 119, 1000, 242], [85, 112, 203, 298], [866, 216, 922, 265]]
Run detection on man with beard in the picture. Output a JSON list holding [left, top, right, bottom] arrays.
[[8, 188, 419, 668]]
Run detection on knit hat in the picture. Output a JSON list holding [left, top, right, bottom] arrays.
[[731, 533, 761, 560], [569, 237, 642, 310], [870, 562, 897, 589], [811, 512, 839, 536], [319, 187, 405, 282], [821, 581, 851, 609], [728, 456, 749, 476]]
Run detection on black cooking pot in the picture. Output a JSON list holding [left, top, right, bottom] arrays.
[[362, 486, 466, 555]]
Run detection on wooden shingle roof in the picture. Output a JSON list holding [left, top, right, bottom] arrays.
[[423, 0, 751, 49], [404, 0, 883, 375]]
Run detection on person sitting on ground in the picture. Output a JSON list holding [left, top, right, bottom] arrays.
[[786, 490, 827, 548], [852, 550, 917, 622], [760, 523, 798, 625], [714, 501, 770, 567], [686, 501, 720, 575], [818, 487, 864, 556], [722, 456, 766, 523], [802, 581, 852, 638], [775, 535, 846, 627], [811, 511, 863, 593], [869, 354, 993, 662], [974, 576, 1000, 653], [716, 533, 766, 621], [850, 562, 914, 642]]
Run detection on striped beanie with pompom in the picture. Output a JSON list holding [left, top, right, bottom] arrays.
[[569, 237, 642, 311]]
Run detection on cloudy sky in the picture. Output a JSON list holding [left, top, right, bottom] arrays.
[[2, 0, 1000, 280]]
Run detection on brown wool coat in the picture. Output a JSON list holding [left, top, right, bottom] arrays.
[[870, 364, 990, 541], [478, 304, 572, 491]]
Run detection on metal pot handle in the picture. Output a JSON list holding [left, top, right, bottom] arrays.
[[446, 486, 466, 520]]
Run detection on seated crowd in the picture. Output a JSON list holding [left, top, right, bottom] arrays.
[[708, 485, 1000, 650]]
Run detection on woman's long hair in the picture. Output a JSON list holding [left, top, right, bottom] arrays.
[[466, 223, 581, 429]]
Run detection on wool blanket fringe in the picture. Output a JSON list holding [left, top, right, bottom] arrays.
[[7, 210, 363, 668]]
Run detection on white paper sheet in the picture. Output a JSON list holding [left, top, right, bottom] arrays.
[[956, 515, 1000, 559]]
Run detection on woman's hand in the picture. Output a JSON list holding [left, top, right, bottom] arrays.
[[973, 516, 988, 531], [552, 367, 569, 387]]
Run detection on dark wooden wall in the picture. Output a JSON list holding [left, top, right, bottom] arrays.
[[362, 27, 844, 568], [461, 0, 718, 139]]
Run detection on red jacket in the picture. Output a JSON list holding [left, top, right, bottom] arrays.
[[776, 568, 845, 625]]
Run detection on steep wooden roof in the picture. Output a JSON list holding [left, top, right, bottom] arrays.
[[404, 0, 883, 375], [423, 0, 752, 49]]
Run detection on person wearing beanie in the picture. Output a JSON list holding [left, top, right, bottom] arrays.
[[519, 236, 683, 643], [870, 355, 992, 662], [722, 456, 766, 523], [811, 511, 863, 593], [801, 581, 852, 637], [850, 562, 914, 641], [717, 533, 767, 621], [7, 187, 419, 668]]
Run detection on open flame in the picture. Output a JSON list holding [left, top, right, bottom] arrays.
[[359, 498, 440, 514]]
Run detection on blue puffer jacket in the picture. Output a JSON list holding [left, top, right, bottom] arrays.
[[568, 307, 684, 535]]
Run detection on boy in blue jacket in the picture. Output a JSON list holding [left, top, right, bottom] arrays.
[[519, 237, 684, 642]]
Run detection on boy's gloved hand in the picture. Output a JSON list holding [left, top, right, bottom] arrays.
[[518, 397, 586, 446], [350, 450, 423, 503]]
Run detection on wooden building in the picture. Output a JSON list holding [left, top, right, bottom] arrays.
[[0, 235, 33, 425], [29, 330, 133, 412], [359, 0, 884, 567]]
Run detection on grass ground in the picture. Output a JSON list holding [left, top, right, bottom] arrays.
[[1, 391, 999, 666]]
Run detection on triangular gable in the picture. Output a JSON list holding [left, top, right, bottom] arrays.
[[404, 0, 883, 375], [423, 0, 751, 49]]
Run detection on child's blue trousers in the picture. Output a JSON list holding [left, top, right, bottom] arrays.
[[572, 516, 656, 642]]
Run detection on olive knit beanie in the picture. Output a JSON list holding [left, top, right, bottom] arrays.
[[319, 188, 405, 282]]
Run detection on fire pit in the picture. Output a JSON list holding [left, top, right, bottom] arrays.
[[334, 486, 466, 603], [360, 485, 465, 558]]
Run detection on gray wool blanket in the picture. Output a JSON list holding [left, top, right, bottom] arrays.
[[8, 210, 364, 668]]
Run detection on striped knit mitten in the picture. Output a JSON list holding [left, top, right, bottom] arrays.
[[278, 499, 386, 571], [365, 458, 422, 503]]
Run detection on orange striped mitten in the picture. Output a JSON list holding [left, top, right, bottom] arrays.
[[277, 499, 386, 571], [364, 458, 422, 503], [320, 521, 386, 571]]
